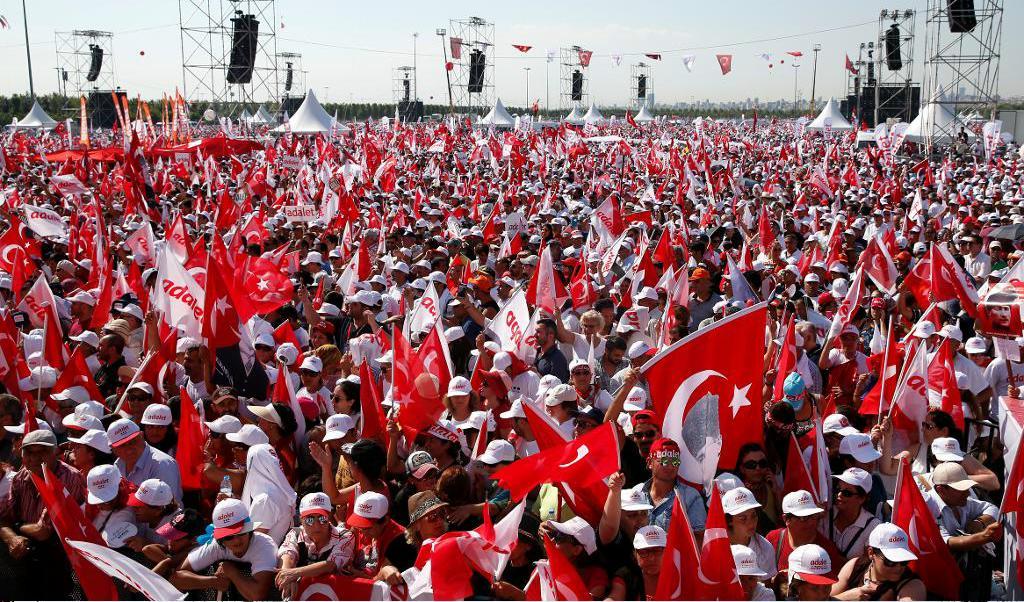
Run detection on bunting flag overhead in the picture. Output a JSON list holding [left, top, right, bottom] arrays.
[[716, 53, 733, 75]]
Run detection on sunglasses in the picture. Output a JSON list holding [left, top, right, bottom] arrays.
[[302, 515, 330, 526], [874, 550, 909, 567], [633, 430, 657, 440], [835, 488, 861, 498], [571, 369, 591, 376], [656, 457, 681, 467], [742, 459, 770, 470]]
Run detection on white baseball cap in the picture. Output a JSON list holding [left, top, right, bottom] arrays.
[[129, 478, 173, 507], [732, 544, 768, 577], [226, 424, 270, 447], [931, 462, 976, 491], [86, 464, 122, 504], [499, 399, 526, 420], [939, 324, 963, 342], [51, 386, 91, 404], [62, 410, 103, 432], [347, 492, 390, 528], [478, 440, 516, 465], [67, 291, 97, 306], [70, 331, 100, 348], [549, 516, 597, 555], [141, 403, 173, 426], [299, 356, 323, 373], [782, 490, 824, 517], [822, 413, 859, 437], [492, 351, 513, 371], [867, 523, 918, 562], [964, 336, 988, 354], [446, 376, 472, 397], [838, 432, 882, 463], [102, 521, 138, 548], [205, 414, 243, 434], [931, 437, 965, 461], [276, 343, 300, 366], [299, 492, 333, 517], [833, 467, 873, 493], [67, 429, 112, 454], [106, 418, 142, 448], [788, 544, 836, 585], [721, 486, 763, 515], [248, 403, 283, 428], [621, 486, 654, 511], [544, 384, 577, 407], [212, 498, 258, 539], [632, 525, 667, 550], [912, 321, 936, 338], [322, 413, 355, 442], [317, 303, 341, 318]]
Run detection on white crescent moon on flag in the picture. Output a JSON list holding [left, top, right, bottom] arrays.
[[662, 369, 725, 445], [558, 444, 589, 469]]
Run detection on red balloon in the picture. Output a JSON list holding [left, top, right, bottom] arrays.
[[445, 61, 453, 71], [139, 50, 145, 56]]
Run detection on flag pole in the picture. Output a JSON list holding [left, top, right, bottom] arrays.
[[21, 0, 35, 99]]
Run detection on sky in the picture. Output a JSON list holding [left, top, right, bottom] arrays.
[[0, 0, 1019, 109]]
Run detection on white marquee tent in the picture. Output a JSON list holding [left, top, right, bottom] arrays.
[[8, 100, 58, 130], [478, 98, 515, 127], [583, 103, 606, 125], [249, 105, 275, 125], [274, 90, 347, 134], [633, 104, 655, 123], [564, 106, 584, 125], [807, 97, 853, 131], [904, 101, 974, 143]]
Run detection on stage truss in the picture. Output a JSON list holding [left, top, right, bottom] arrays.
[[922, 0, 1003, 146], [277, 51, 304, 101], [54, 30, 116, 98], [448, 17, 494, 117], [560, 46, 589, 111], [845, 40, 874, 121], [874, 9, 917, 125], [393, 66, 415, 104], [630, 62, 652, 111], [178, 0, 279, 113]]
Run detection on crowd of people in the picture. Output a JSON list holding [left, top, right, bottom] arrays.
[[0, 112, 1020, 601]]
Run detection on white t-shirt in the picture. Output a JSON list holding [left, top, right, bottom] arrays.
[[187, 530, 279, 574], [510, 371, 540, 402], [826, 349, 869, 375], [249, 492, 294, 546]]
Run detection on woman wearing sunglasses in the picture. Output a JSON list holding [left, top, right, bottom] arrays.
[[735, 442, 781, 534], [831, 523, 926, 601], [827, 468, 880, 560], [275, 492, 356, 599]]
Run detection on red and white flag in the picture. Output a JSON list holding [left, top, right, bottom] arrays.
[[177, 386, 206, 490], [892, 458, 963, 599], [698, 487, 746, 600], [525, 243, 569, 315], [154, 249, 205, 337], [50, 173, 88, 196], [824, 265, 866, 345], [512, 44, 532, 53], [928, 338, 965, 429], [643, 303, 767, 470], [655, 497, 701, 600], [67, 539, 186, 601], [17, 273, 61, 329], [577, 49, 593, 68], [716, 54, 733, 75], [861, 234, 899, 294], [123, 221, 156, 267]]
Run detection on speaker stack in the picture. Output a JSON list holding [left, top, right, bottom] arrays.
[[227, 13, 259, 85]]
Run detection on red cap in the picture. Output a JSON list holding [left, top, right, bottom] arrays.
[[817, 292, 835, 306], [649, 437, 680, 457], [631, 410, 659, 428]]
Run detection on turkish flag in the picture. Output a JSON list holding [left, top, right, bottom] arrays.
[[716, 54, 733, 75], [295, 575, 395, 600], [525, 243, 569, 315], [626, 110, 638, 129], [512, 44, 532, 53], [892, 458, 963, 599], [358, 360, 386, 443], [176, 386, 206, 490], [698, 487, 746, 600], [239, 256, 295, 321], [655, 497, 701, 600], [392, 327, 444, 433], [860, 323, 901, 415], [928, 338, 965, 429], [930, 243, 980, 317], [32, 466, 119, 601], [1003, 426, 1024, 513], [541, 534, 591, 600], [782, 433, 819, 501], [861, 235, 898, 294], [569, 257, 598, 310], [758, 207, 775, 255], [772, 316, 798, 405], [417, 320, 454, 410], [643, 303, 767, 470], [577, 49, 593, 68], [491, 420, 619, 520], [202, 254, 241, 348], [52, 346, 104, 407], [845, 54, 857, 74]]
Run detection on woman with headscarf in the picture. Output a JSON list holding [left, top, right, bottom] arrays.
[[241, 443, 297, 545]]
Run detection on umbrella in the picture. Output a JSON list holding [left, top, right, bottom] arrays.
[[987, 223, 1024, 242]]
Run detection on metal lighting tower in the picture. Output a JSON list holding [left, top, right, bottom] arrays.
[[448, 16, 494, 117], [873, 10, 918, 128], [560, 45, 588, 111], [810, 43, 821, 112], [922, 0, 1003, 147], [630, 62, 652, 111], [55, 30, 116, 97], [178, 0, 279, 113], [437, 28, 453, 114]]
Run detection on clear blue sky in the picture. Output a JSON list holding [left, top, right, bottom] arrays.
[[0, 0, 1019, 108]]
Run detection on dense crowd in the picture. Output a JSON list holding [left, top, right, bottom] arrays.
[[0, 114, 1021, 601]]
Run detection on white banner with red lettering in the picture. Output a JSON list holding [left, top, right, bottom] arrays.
[[124, 222, 157, 267], [22, 204, 68, 239], [49, 174, 88, 196], [154, 249, 205, 337], [67, 539, 186, 601], [16, 274, 61, 329], [488, 289, 538, 363]]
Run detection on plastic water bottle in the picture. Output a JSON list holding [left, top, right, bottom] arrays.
[[220, 475, 233, 497]]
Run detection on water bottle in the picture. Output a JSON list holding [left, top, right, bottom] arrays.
[[220, 475, 233, 497]]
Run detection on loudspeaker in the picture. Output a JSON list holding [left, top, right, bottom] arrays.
[[87, 45, 103, 82], [281, 95, 302, 116], [402, 78, 410, 102], [284, 62, 293, 93], [88, 90, 127, 129], [948, 0, 977, 33], [637, 74, 647, 99], [398, 100, 423, 122], [468, 49, 485, 93], [857, 84, 921, 127], [227, 13, 259, 85], [885, 24, 902, 71], [571, 70, 583, 101]]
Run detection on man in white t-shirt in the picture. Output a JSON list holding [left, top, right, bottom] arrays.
[[174, 498, 277, 599]]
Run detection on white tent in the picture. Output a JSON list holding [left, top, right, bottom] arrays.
[[564, 106, 584, 125], [904, 101, 974, 143], [478, 98, 515, 127], [274, 90, 347, 134], [807, 97, 853, 131], [8, 100, 58, 130], [633, 104, 655, 123], [239, 108, 253, 122], [249, 105, 275, 125], [582, 103, 605, 125]]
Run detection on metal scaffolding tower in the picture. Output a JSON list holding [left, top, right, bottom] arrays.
[[178, 0, 279, 113], [630, 62, 652, 111], [447, 16, 494, 117], [54, 30, 115, 97], [922, 0, 1003, 145], [560, 46, 589, 111], [874, 9, 918, 126], [277, 51, 304, 101]]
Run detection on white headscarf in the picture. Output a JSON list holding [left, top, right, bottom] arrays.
[[242, 443, 297, 511]]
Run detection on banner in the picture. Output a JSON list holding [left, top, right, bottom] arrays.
[[67, 539, 187, 601], [977, 281, 1024, 338], [50, 174, 87, 196], [487, 289, 537, 363], [22, 203, 68, 238], [281, 155, 304, 170], [284, 205, 320, 222], [154, 249, 205, 336]]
